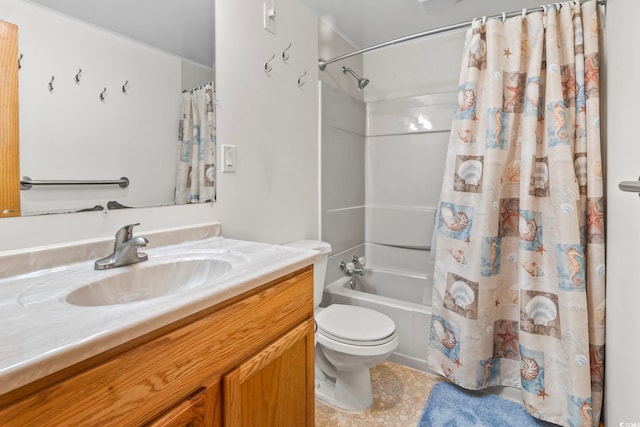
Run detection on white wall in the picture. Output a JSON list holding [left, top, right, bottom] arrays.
[[604, 0, 640, 424], [3, 0, 182, 215], [0, 0, 321, 252], [318, 19, 364, 101], [214, 0, 319, 244], [181, 60, 214, 92], [317, 21, 366, 284]]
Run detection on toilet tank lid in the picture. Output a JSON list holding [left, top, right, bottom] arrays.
[[285, 240, 332, 254]]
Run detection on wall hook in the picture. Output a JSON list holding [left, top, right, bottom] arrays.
[[99, 87, 107, 102], [74, 69, 82, 84], [297, 70, 307, 88], [18, 53, 23, 69], [264, 53, 275, 75], [282, 43, 292, 62], [48, 76, 55, 92], [122, 80, 129, 94]]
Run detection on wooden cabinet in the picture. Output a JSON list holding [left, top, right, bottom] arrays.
[[149, 387, 216, 427], [0, 19, 21, 218], [0, 266, 315, 427], [224, 320, 314, 427]]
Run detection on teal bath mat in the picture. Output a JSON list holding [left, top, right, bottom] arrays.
[[418, 382, 558, 426]]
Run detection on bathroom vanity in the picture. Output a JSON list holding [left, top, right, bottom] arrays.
[[0, 224, 317, 426]]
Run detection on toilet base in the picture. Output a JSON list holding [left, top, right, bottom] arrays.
[[315, 366, 374, 412]]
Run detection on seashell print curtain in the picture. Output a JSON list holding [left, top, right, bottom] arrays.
[[428, 1, 605, 425], [175, 83, 217, 204]]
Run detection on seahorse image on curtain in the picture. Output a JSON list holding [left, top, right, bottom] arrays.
[[175, 83, 217, 204], [427, 2, 605, 426]]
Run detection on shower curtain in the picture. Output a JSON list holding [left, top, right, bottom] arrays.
[[175, 83, 216, 204], [428, 1, 604, 426]]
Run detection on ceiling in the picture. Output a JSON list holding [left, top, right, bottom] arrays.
[[27, 0, 214, 67], [28, 0, 553, 67], [301, 0, 551, 49]]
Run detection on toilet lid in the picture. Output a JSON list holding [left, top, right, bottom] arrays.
[[316, 304, 396, 345]]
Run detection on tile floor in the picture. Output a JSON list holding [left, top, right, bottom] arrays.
[[315, 361, 443, 427]]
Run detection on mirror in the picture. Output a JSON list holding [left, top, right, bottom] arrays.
[[1, 0, 215, 217]]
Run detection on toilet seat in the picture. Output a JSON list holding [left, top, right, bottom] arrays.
[[316, 304, 398, 355]]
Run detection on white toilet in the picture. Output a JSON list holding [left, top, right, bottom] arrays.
[[287, 240, 399, 412]]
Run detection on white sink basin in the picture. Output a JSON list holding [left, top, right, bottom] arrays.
[[18, 249, 248, 308], [65, 258, 231, 306]]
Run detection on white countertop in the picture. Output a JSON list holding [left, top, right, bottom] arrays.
[[0, 225, 318, 396]]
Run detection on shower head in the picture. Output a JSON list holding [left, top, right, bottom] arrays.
[[342, 66, 369, 89]]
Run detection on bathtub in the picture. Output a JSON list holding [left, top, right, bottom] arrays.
[[322, 265, 434, 373]]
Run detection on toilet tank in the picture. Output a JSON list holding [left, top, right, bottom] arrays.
[[285, 240, 332, 308]]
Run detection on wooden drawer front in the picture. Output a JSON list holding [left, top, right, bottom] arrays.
[[0, 267, 313, 426], [147, 387, 208, 427]]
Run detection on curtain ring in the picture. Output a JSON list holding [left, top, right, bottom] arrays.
[[541, 4, 548, 15], [522, 8, 527, 19], [502, 12, 507, 23], [481, 15, 487, 25]]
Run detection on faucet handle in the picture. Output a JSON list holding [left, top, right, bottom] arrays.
[[114, 223, 141, 245], [351, 255, 365, 266]]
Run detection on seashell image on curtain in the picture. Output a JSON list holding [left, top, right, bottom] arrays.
[[427, 1, 605, 426]]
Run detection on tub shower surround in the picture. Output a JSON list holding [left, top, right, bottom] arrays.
[[320, 49, 454, 373]]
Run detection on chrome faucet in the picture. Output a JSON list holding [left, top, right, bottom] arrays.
[[339, 255, 365, 276], [94, 223, 149, 270]]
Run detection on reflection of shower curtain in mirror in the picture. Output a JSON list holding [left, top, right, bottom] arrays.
[[428, 1, 604, 426], [175, 83, 216, 204]]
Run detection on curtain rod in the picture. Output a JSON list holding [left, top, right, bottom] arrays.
[[318, 0, 606, 70]]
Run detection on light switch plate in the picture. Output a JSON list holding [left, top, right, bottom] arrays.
[[222, 145, 236, 173], [263, 1, 276, 34]]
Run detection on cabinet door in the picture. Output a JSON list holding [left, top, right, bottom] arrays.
[[223, 319, 314, 427], [148, 384, 222, 427]]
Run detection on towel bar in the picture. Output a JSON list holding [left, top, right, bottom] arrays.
[[20, 176, 129, 190]]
